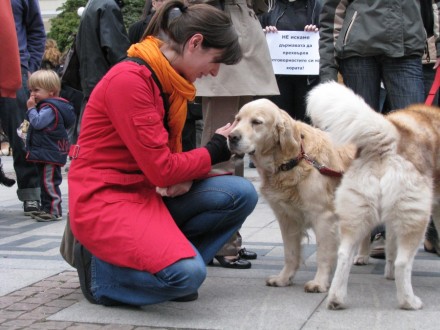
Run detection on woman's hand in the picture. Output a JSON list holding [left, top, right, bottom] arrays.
[[215, 121, 237, 138], [263, 25, 278, 34], [156, 180, 193, 197], [304, 25, 319, 32]]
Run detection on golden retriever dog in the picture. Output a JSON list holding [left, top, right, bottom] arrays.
[[228, 98, 355, 293], [307, 81, 440, 310]]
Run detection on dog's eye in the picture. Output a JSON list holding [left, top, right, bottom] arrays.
[[251, 119, 263, 125]]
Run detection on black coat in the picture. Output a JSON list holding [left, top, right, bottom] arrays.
[[76, 0, 130, 97]]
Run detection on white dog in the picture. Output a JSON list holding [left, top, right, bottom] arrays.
[[307, 81, 440, 310]]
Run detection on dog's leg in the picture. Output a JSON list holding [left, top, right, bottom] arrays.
[[326, 228, 360, 310], [393, 216, 428, 310], [353, 233, 370, 265], [305, 213, 338, 293], [266, 214, 302, 287]]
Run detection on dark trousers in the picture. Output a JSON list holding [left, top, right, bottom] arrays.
[[37, 163, 63, 216], [0, 70, 40, 201], [269, 75, 317, 123]]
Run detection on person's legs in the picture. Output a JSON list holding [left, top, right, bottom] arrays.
[[270, 75, 311, 123], [381, 55, 425, 112], [164, 175, 258, 264], [0, 71, 40, 209], [90, 246, 206, 306], [32, 164, 63, 222], [339, 56, 382, 112]]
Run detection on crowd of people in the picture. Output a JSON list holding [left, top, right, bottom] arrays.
[[0, 0, 439, 306]]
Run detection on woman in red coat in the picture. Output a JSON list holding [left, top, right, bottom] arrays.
[[68, 1, 258, 306]]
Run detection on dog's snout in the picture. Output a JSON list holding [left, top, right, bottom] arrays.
[[228, 131, 241, 145]]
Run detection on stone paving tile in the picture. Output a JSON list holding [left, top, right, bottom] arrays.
[[0, 271, 157, 330]]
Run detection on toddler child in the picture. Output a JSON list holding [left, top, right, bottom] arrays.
[[26, 70, 76, 222]]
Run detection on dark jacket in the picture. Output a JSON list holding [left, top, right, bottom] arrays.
[[259, 0, 321, 30], [128, 13, 154, 44], [11, 0, 46, 72], [76, 0, 130, 97], [26, 98, 76, 166], [319, 0, 431, 82]]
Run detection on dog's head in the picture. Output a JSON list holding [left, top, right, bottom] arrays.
[[228, 99, 300, 159]]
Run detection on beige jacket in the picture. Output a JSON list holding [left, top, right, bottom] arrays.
[[195, 0, 279, 97]]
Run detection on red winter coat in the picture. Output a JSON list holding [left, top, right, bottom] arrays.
[[68, 61, 212, 273]]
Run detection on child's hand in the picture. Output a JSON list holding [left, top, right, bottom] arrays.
[[27, 95, 36, 109]]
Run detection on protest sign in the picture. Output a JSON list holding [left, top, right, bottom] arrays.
[[266, 31, 319, 75]]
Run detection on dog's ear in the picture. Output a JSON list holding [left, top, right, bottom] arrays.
[[276, 110, 300, 153]]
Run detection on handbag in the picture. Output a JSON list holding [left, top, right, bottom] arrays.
[[61, 35, 82, 92], [59, 212, 78, 268]]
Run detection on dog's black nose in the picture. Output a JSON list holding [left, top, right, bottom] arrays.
[[228, 132, 241, 145]]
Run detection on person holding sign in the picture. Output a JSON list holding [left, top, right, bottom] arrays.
[[259, 0, 322, 123]]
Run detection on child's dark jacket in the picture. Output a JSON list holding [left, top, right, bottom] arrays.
[[26, 98, 76, 166]]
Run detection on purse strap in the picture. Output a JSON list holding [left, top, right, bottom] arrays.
[[426, 68, 440, 105]]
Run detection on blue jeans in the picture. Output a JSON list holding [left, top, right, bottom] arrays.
[[90, 175, 258, 306], [0, 70, 40, 201], [339, 55, 425, 113]]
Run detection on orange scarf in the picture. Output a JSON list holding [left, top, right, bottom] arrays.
[[127, 36, 196, 152]]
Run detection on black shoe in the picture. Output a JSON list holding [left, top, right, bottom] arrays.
[[74, 243, 97, 304], [214, 256, 251, 269], [23, 200, 40, 216], [238, 248, 257, 260], [171, 292, 199, 302], [0, 165, 15, 187]]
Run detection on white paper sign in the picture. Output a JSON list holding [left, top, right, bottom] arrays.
[[266, 31, 320, 75]]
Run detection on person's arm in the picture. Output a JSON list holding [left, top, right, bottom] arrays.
[[27, 105, 55, 130], [319, 0, 348, 82], [104, 64, 213, 188], [100, 3, 131, 65], [25, 0, 46, 73]]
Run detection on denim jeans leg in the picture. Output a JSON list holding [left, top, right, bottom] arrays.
[[164, 175, 258, 264], [0, 71, 40, 201], [381, 56, 425, 110], [91, 247, 206, 306], [339, 56, 383, 112]]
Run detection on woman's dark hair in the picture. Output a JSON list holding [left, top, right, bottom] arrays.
[[144, 0, 242, 65]]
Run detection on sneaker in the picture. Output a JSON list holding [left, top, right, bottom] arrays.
[[33, 212, 62, 222], [23, 200, 40, 216], [0, 165, 15, 187], [370, 232, 385, 259]]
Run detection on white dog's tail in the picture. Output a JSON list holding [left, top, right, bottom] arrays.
[[306, 82, 398, 155]]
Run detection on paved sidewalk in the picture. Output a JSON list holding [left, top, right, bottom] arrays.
[[1, 154, 440, 330]]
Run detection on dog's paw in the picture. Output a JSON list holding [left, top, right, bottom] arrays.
[[399, 295, 423, 310], [266, 275, 293, 287], [304, 280, 328, 293], [327, 295, 347, 310], [353, 255, 369, 265]]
